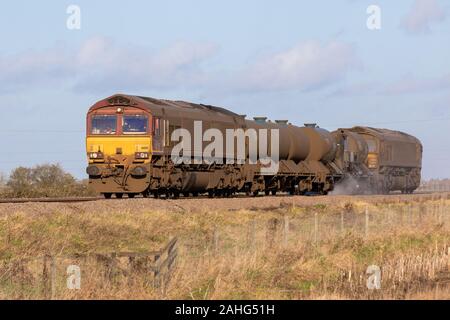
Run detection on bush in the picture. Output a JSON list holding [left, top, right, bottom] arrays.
[[0, 172, 7, 193], [0, 164, 96, 198]]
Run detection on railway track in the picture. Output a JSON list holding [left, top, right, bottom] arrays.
[[0, 196, 101, 204], [0, 191, 447, 204]]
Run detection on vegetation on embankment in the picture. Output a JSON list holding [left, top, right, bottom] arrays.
[[0, 164, 95, 198], [0, 196, 449, 299]]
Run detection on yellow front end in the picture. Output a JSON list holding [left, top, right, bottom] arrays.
[[367, 153, 379, 169], [86, 136, 152, 195]]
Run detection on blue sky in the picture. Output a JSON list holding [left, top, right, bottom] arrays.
[[0, 0, 449, 179]]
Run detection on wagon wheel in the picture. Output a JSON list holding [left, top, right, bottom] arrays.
[[142, 190, 151, 198]]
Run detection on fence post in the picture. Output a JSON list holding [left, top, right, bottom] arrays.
[[409, 204, 413, 226], [42, 255, 49, 297], [153, 253, 162, 289], [50, 256, 56, 300], [266, 218, 279, 248], [213, 228, 220, 255], [247, 220, 256, 249], [314, 212, 318, 244], [447, 247, 450, 271], [341, 211, 344, 235], [106, 253, 116, 283], [365, 207, 369, 239], [283, 215, 289, 247]]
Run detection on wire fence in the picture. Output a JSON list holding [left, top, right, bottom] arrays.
[[199, 198, 450, 253], [0, 238, 178, 299]]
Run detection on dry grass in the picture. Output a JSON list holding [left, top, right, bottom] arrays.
[[0, 195, 449, 300]]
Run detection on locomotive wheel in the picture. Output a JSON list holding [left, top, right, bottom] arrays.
[[116, 193, 123, 199], [103, 193, 112, 199], [128, 193, 136, 199], [265, 190, 270, 196], [192, 192, 199, 197], [208, 190, 215, 198], [253, 191, 259, 197], [271, 190, 277, 196]]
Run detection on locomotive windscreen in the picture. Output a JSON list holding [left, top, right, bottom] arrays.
[[91, 115, 117, 135], [123, 115, 148, 134]]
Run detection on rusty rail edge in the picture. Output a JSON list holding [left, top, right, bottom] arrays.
[[0, 197, 102, 204]]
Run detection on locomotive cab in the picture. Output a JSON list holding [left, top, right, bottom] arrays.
[[86, 95, 153, 198], [344, 127, 423, 194], [362, 135, 379, 169]]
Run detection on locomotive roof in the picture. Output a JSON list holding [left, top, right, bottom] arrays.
[[137, 96, 240, 117], [88, 94, 242, 119], [349, 126, 422, 145]]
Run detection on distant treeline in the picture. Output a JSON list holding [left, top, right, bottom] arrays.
[[417, 179, 450, 192], [0, 164, 95, 198]]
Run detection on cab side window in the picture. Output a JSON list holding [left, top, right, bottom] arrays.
[[153, 117, 161, 137]]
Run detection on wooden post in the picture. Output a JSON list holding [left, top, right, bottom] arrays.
[[399, 202, 404, 226], [248, 220, 256, 249], [107, 253, 116, 283], [340, 211, 344, 235], [447, 247, 450, 271], [213, 228, 220, 255], [266, 218, 278, 248], [314, 212, 318, 244], [283, 215, 289, 247], [50, 256, 56, 300], [365, 207, 369, 239], [409, 204, 413, 226], [42, 255, 49, 297], [153, 253, 161, 289]]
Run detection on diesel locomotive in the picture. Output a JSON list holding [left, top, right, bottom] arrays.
[[85, 94, 422, 198]]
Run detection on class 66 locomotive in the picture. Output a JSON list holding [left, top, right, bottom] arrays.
[[86, 94, 423, 199]]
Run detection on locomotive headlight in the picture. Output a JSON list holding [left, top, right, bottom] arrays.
[[135, 152, 149, 159], [131, 166, 147, 176], [89, 152, 104, 159], [86, 165, 101, 177]]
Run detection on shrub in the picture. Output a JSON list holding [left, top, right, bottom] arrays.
[[1, 164, 96, 198], [0, 172, 7, 194]]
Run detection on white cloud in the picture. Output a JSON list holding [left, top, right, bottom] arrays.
[[73, 38, 218, 93], [381, 73, 450, 95], [0, 37, 218, 94], [327, 82, 377, 98], [232, 41, 359, 92], [401, 0, 446, 34]]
